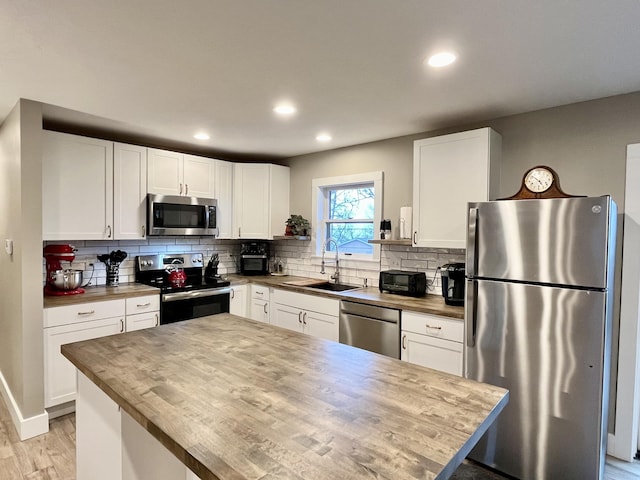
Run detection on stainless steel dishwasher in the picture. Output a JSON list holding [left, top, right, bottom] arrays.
[[339, 300, 401, 359]]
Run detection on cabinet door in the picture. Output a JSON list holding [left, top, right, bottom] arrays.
[[43, 131, 114, 240], [303, 310, 338, 341], [114, 143, 147, 239], [250, 299, 270, 323], [213, 160, 234, 238], [234, 163, 270, 239], [44, 316, 124, 407], [147, 148, 183, 195], [412, 128, 500, 248], [229, 286, 246, 317], [272, 303, 303, 333], [125, 311, 159, 332], [183, 154, 214, 198], [400, 331, 463, 376]]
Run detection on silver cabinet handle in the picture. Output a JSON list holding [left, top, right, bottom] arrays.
[[142, 225, 145, 238], [77, 310, 95, 316], [136, 302, 151, 308], [107, 225, 112, 238], [256, 291, 263, 295], [298, 311, 302, 324], [263, 303, 267, 314], [154, 313, 159, 327], [185, 184, 189, 195], [425, 324, 442, 330], [238, 227, 241, 237], [302, 312, 307, 325], [179, 183, 183, 195], [413, 231, 417, 246], [230, 288, 235, 299], [402, 334, 407, 350], [120, 319, 124, 333]]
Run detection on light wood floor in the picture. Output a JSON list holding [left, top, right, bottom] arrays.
[[0, 394, 639, 479]]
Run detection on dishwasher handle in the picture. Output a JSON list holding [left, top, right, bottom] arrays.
[[339, 300, 400, 323], [340, 312, 399, 325]]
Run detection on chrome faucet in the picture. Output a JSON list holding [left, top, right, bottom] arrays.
[[321, 238, 340, 283]]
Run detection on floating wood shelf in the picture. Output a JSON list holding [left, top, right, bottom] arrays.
[[368, 239, 412, 246], [272, 235, 311, 241]]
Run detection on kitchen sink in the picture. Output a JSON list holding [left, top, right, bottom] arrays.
[[305, 282, 360, 292]]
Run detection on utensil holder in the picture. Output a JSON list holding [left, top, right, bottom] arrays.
[[106, 264, 120, 286]]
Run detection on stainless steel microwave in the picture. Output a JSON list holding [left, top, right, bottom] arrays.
[[147, 194, 218, 236]]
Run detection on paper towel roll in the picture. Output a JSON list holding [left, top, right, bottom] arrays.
[[399, 206, 412, 239]]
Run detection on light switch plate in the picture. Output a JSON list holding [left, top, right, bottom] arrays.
[[5, 239, 13, 255]]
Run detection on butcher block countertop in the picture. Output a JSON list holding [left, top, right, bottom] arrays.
[[62, 314, 508, 480], [43, 283, 159, 308], [230, 274, 465, 319]]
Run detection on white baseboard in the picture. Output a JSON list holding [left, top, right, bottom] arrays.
[[0, 370, 49, 440]]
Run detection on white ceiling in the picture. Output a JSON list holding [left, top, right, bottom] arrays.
[[2, 1, 640, 159]]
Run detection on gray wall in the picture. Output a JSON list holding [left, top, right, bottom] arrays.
[[0, 99, 44, 418]]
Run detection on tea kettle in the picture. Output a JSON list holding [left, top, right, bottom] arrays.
[[166, 260, 186, 288]]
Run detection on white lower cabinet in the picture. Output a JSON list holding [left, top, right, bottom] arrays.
[[271, 289, 339, 341], [400, 311, 464, 376], [44, 316, 124, 408], [44, 294, 160, 409], [125, 295, 160, 332], [249, 285, 270, 323], [229, 285, 247, 317]]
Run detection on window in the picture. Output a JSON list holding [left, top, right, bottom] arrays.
[[312, 172, 383, 261]]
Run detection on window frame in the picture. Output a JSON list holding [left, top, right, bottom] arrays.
[[312, 171, 383, 262]]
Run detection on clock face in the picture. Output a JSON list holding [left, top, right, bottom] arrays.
[[524, 168, 554, 193]]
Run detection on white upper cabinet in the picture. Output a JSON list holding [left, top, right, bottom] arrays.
[[43, 131, 114, 240], [113, 143, 147, 240], [147, 149, 214, 198], [233, 163, 290, 239], [412, 127, 501, 249], [213, 159, 234, 239]]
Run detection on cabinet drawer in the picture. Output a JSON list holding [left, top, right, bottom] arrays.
[[126, 311, 159, 332], [401, 331, 463, 376], [402, 311, 463, 343], [272, 289, 339, 316], [44, 299, 126, 328], [125, 295, 160, 314], [251, 284, 270, 301]]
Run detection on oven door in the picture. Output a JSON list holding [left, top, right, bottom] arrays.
[[161, 287, 230, 324]]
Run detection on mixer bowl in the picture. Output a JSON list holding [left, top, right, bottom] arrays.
[[49, 269, 83, 290]]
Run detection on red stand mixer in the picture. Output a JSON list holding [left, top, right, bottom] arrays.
[[43, 244, 86, 296]]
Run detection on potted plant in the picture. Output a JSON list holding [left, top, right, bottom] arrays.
[[285, 214, 310, 236]]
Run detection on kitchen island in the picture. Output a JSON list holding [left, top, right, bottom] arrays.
[[62, 314, 508, 480]]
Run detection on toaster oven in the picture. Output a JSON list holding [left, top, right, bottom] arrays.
[[379, 270, 427, 297]]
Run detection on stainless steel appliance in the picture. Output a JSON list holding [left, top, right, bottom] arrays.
[[240, 242, 269, 275], [339, 300, 400, 358], [147, 194, 218, 236], [440, 263, 465, 306], [465, 196, 617, 479], [378, 270, 426, 297], [135, 253, 230, 324]]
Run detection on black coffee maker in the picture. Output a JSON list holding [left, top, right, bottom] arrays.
[[440, 263, 465, 306]]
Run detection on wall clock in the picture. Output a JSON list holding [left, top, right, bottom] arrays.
[[501, 165, 583, 200]]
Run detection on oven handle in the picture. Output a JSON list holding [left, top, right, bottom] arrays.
[[162, 287, 231, 302]]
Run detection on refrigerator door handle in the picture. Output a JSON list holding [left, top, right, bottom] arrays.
[[467, 207, 478, 277], [465, 279, 477, 347]]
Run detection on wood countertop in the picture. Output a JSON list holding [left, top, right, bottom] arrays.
[[62, 314, 508, 480], [43, 283, 159, 308], [229, 274, 465, 319]]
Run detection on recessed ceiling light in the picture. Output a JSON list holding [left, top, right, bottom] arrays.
[[193, 132, 210, 140], [316, 133, 332, 143], [427, 52, 457, 68], [273, 103, 297, 116]]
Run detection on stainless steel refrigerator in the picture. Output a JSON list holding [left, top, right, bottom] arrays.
[[465, 196, 617, 480]]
